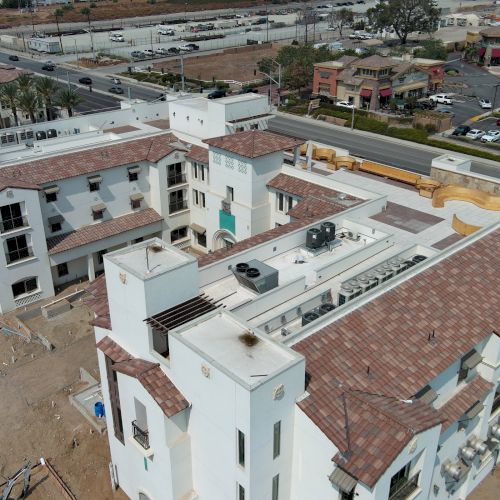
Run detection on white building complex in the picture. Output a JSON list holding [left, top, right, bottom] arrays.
[[87, 126, 499, 500]]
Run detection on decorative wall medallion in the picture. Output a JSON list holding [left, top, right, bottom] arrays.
[[119, 272, 127, 284], [273, 384, 285, 400], [201, 364, 210, 378]]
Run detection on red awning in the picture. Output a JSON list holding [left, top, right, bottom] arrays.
[[479, 47, 486, 57], [360, 88, 372, 97], [379, 88, 393, 97], [492, 48, 500, 58]]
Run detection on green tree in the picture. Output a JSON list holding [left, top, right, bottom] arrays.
[[35, 77, 59, 121], [16, 73, 32, 92], [367, 0, 440, 45], [328, 8, 354, 38], [414, 39, 447, 60], [57, 88, 83, 117], [0, 82, 20, 126], [54, 8, 65, 55], [17, 90, 39, 124]]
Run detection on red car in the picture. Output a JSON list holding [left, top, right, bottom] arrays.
[[497, 118, 500, 126]]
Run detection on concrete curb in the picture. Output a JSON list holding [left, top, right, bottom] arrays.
[[275, 111, 500, 169]]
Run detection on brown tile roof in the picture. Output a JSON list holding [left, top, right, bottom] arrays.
[[185, 144, 209, 164], [97, 336, 189, 417], [338, 55, 359, 66], [480, 25, 500, 37], [354, 54, 397, 69], [439, 376, 493, 432], [203, 130, 303, 158], [0, 133, 181, 185], [288, 197, 347, 220], [0, 64, 32, 84], [47, 208, 163, 255], [102, 125, 139, 134], [85, 275, 111, 329], [294, 229, 500, 485], [197, 218, 317, 267], [0, 175, 40, 192]]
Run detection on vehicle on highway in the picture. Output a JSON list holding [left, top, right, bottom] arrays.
[[336, 100, 355, 109], [168, 47, 181, 55], [79, 77, 92, 85], [131, 51, 145, 58], [109, 33, 124, 42], [42, 63, 55, 71], [480, 130, 500, 142], [429, 94, 453, 105], [434, 108, 454, 117], [110, 77, 121, 85], [178, 44, 194, 52], [478, 98, 492, 109], [8, 55, 19, 61], [155, 47, 168, 56], [465, 129, 485, 140], [158, 27, 175, 36], [185, 43, 199, 51], [326, 26, 336, 31], [143, 49, 154, 56], [109, 86, 124, 94], [452, 125, 471, 136], [208, 89, 226, 99]]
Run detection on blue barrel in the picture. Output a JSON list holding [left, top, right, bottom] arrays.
[[94, 401, 105, 418]]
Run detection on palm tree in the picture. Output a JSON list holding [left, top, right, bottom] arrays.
[[16, 73, 33, 93], [80, 7, 95, 60], [36, 77, 59, 121], [0, 82, 20, 126], [54, 9, 65, 55], [57, 88, 83, 117], [17, 90, 39, 124]]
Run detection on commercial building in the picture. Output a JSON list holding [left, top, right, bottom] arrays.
[[89, 143, 500, 499], [478, 25, 500, 67]]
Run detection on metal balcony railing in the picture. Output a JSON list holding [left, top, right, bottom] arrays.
[[169, 200, 188, 214], [132, 420, 150, 450], [6, 245, 34, 265], [221, 200, 231, 214], [0, 215, 28, 233], [167, 173, 187, 187], [389, 472, 420, 500]]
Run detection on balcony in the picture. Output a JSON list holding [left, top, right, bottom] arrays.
[[132, 420, 150, 450], [169, 200, 188, 214], [167, 173, 187, 188], [389, 472, 420, 500], [221, 200, 231, 215], [0, 216, 29, 234], [6, 245, 34, 265]]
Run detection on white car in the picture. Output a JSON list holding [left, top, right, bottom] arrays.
[[178, 44, 194, 52], [158, 28, 175, 36], [143, 49, 154, 56], [465, 129, 485, 140], [155, 47, 168, 55], [480, 130, 500, 142], [110, 77, 121, 85], [336, 101, 355, 109], [478, 98, 492, 109], [429, 94, 453, 105]]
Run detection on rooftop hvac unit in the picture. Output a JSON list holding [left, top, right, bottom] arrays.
[[346, 231, 360, 241], [25, 129, 34, 139], [47, 129, 57, 139], [488, 422, 500, 440], [458, 445, 476, 461], [17, 129, 28, 141], [442, 459, 469, 481], [0, 134, 7, 145], [232, 259, 279, 294], [306, 227, 325, 249], [321, 221, 336, 242], [302, 311, 319, 326], [468, 436, 488, 455], [6, 132, 16, 143], [412, 254, 427, 263], [403, 259, 416, 269], [318, 303, 335, 315], [357, 274, 376, 292], [36, 130, 47, 141], [338, 283, 362, 306], [389, 258, 404, 274]]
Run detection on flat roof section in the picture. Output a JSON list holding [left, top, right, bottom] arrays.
[[175, 311, 298, 387], [431, 233, 464, 250], [370, 201, 444, 233]]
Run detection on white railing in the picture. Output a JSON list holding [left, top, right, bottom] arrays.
[[173, 238, 191, 250], [14, 291, 42, 308]]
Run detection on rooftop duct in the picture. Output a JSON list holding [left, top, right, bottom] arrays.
[[233, 259, 279, 294]]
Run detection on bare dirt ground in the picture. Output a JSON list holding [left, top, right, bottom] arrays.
[[0, 0, 268, 29], [154, 43, 281, 82], [0, 288, 126, 499], [468, 469, 499, 499]]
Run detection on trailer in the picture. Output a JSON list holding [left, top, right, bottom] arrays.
[[28, 37, 61, 53]]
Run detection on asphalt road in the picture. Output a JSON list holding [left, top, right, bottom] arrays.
[[268, 114, 500, 178]]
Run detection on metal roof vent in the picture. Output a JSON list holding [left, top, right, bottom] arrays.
[[232, 259, 279, 294], [468, 436, 488, 455], [458, 445, 476, 461], [442, 459, 469, 481], [488, 422, 500, 440]]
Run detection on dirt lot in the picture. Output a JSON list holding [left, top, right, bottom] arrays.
[[0, 289, 125, 499], [468, 470, 499, 499], [154, 43, 281, 83], [0, 0, 268, 28]]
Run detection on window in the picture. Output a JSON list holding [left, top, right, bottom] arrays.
[[340, 490, 354, 500], [134, 237, 144, 243], [277, 192, 284, 212], [238, 429, 245, 467], [5, 234, 32, 264], [287, 195, 293, 211], [238, 484, 245, 500], [0, 202, 24, 233], [272, 474, 279, 500], [128, 166, 140, 182], [169, 190, 187, 213], [193, 163, 198, 179], [133, 398, 149, 449], [131, 198, 141, 209], [458, 350, 482, 384], [98, 250, 107, 265], [193, 189, 199, 206], [88, 176, 102, 191], [227, 186, 234, 202], [493, 387, 500, 415], [46, 191, 57, 202], [201, 165, 206, 182], [57, 263, 69, 277], [273, 421, 281, 459], [171, 226, 188, 242], [236, 126, 244, 132], [105, 356, 124, 444], [389, 463, 410, 497], [193, 190, 206, 208], [93, 209, 104, 221], [250, 123, 259, 130], [196, 231, 207, 248], [167, 162, 185, 187], [130, 193, 144, 210], [11, 277, 37, 298], [51, 222, 62, 233]]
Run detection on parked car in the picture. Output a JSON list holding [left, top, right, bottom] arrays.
[[8, 55, 19, 61], [79, 77, 92, 85], [238, 87, 259, 94], [178, 44, 194, 52], [480, 130, 500, 142], [155, 47, 168, 56], [185, 43, 199, 50], [208, 89, 226, 99], [167, 47, 180, 55], [416, 101, 434, 110], [336, 100, 355, 109], [478, 98, 492, 109], [429, 94, 453, 105], [435, 108, 454, 117], [109, 86, 124, 94], [465, 129, 485, 140], [452, 125, 471, 136], [143, 49, 154, 56], [110, 77, 121, 85], [158, 28, 175, 36], [497, 118, 500, 126], [42, 64, 54, 71], [109, 33, 124, 42], [131, 50, 145, 58]]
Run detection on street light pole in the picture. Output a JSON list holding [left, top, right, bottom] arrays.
[[493, 84, 500, 111]]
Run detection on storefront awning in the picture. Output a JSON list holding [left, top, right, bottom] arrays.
[[379, 87, 392, 97], [492, 48, 500, 58], [190, 223, 206, 235], [360, 88, 372, 97], [478, 47, 486, 57]]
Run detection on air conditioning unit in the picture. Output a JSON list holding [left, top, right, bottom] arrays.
[[338, 282, 362, 306], [468, 436, 488, 455], [233, 259, 279, 294], [442, 459, 469, 481], [458, 445, 476, 461], [6, 132, 16, 143], [488, 422, 500, 441]]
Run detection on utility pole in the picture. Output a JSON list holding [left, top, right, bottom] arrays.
[[266, 2, 269, 43], [74, 39, 79, 68], [493, 84, 500, 110], [350, 104, 355, 130], [180, 53, 185, 92], [150, 30, 154, 59], [66, 71, 71, 91]]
